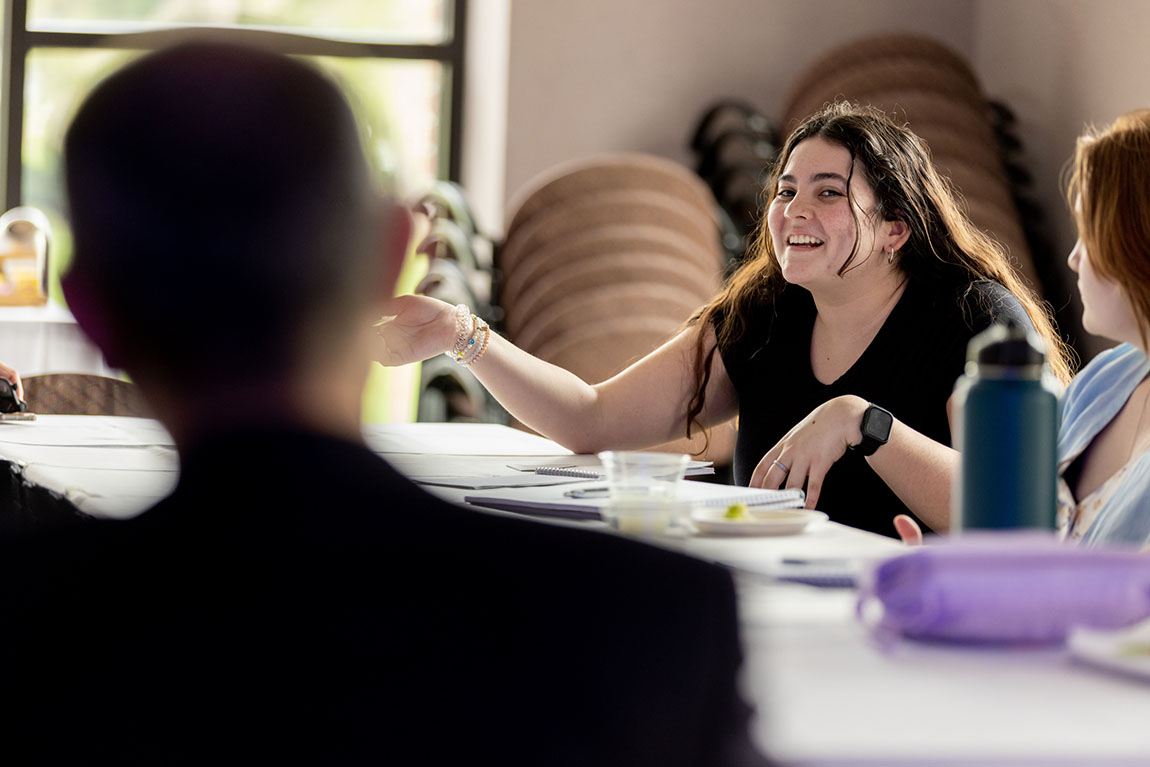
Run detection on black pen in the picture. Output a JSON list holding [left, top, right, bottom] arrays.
[[781, 557, 853, 565], [564, 486, 609, 499]]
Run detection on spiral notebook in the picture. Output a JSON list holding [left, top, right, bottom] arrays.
[[464, 481, 804, 521]]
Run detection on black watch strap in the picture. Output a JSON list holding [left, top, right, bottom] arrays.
[[851, 403, 893, 457]]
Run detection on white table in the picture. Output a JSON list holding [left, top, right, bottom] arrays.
[[0, 417, 1146, 766], [736, 565, 1150, 766], [0, 303, 118, 377]]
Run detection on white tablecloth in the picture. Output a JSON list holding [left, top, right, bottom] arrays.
[[0, 303, 117, 376]]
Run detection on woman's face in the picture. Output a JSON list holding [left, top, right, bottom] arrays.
[[766, 137, 888, 291], [1067, 235, 1142, 345]]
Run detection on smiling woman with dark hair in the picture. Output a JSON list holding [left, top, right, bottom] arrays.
[[690, 102, 1071, 535], [377, 102, 1071, 537]]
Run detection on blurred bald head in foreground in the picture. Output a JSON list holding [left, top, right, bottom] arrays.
[[63, 37, 409, 445]]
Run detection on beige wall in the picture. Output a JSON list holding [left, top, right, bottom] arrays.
[[502, 0, 974, 221], [975, 0, 1150, 257], [973, 0, 1150, 357]]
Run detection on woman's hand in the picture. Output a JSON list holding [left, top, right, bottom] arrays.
[[372, 294, 460, 367], [748, 394, 868, 510], [0, 361, 23, 401]]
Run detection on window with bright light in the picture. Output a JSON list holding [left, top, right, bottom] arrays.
[[2, 0, 465, 302]]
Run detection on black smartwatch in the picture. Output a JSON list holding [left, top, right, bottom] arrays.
[[851, 403, 892, 457]]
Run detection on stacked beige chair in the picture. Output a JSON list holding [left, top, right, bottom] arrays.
[[22, 374, 151, 417], [498, 153, 736, 465], [779, 34, 1042, 294], [689, 99, 779, 259]]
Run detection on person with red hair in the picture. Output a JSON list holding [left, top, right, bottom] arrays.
[[896, 109, 1150, 547]]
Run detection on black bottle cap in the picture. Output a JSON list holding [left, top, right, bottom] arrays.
[[968, 320, 1046, 370]]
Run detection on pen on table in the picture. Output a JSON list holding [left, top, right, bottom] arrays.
[[564, 486, 609, 498], [781, 557, 854, 566]]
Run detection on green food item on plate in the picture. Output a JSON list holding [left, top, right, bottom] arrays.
[[724, 503, 749, 520]]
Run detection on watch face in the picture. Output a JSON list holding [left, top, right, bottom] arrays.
[[863, 406, 893, 441]]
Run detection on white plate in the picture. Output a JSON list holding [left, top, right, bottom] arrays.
[[1067, 619, 1150, 682], [690, 508, 828, 537]]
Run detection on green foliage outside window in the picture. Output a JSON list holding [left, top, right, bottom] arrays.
[[7, 0, 456, 422]]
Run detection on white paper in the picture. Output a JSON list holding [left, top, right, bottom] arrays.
[[362, 422, 573, 456], [464, 480, 804, 517], [384, 453, 581, 479], [412, 474, 594, 490]]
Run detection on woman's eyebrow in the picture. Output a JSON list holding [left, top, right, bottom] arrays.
[[778, 172, 850, 184]]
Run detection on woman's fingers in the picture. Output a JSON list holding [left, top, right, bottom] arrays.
[[893, 514, 924, 545], [751, 451, 822, 508], [786, 455, 832, 510], [750, 453, 788, 489], [795, 462, 821, 509]]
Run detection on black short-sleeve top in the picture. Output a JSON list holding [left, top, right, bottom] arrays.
[[716, 277, 1032, 536]]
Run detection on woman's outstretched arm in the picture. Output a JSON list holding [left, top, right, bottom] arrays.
[[374, 294, 738, 453]]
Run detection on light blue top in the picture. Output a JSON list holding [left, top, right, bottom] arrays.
[[1057, 342, 1150, 547]]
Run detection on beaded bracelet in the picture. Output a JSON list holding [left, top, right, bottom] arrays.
[[445, 304, 491, 366], [448, 303, 472, 357], [463, 320, 491, 366]]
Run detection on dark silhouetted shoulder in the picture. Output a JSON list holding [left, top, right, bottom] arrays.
[[0, 428, 769, 766]]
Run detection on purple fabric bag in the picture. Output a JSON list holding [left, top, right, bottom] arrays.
[[856, 533, 1150, 645]]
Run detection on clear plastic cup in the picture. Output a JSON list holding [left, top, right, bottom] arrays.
[[598, 451, 690, 536]]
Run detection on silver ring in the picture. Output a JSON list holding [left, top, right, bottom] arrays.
[[771, 459, 789, 474]]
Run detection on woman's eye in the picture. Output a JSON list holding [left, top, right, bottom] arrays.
[[776, 188, 795, 198], [820, 189, 844, 197]]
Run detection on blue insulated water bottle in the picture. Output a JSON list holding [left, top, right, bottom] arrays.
[[952, 321, 1059, 531]]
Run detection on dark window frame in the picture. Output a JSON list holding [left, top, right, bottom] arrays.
[[0, 0, 467, 210]]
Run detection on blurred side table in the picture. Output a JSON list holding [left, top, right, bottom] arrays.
[[0, 302, 116, 376]]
